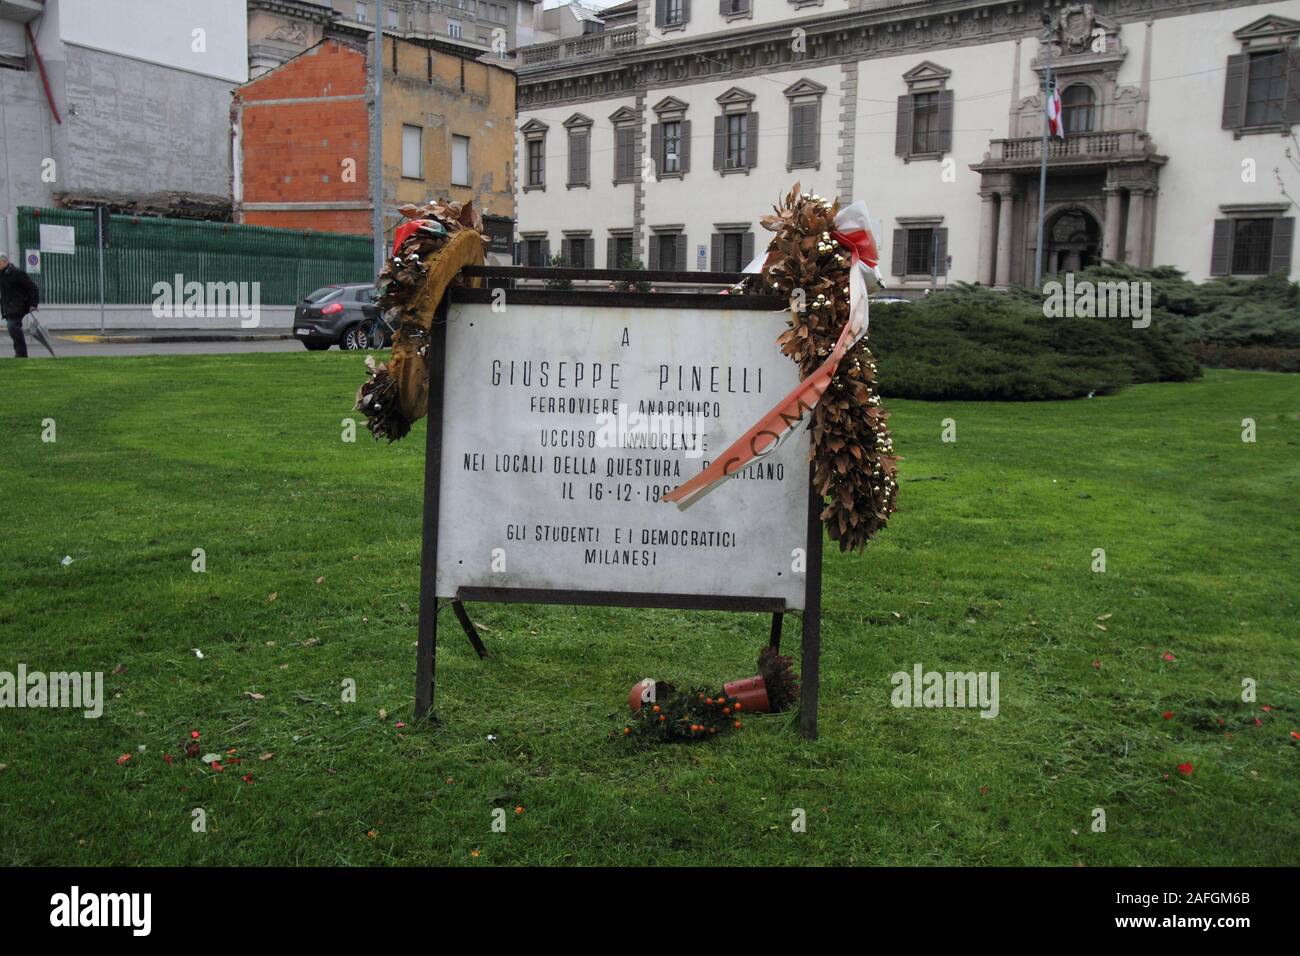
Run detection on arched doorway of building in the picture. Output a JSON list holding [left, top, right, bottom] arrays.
[[1045, 208, 1101, 274]]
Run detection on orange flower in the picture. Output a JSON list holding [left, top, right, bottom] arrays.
[[652, 705, 660, 713], [734, 721, 742, 729], [734, 702, 743, 711], [722, 707, 731, 715], [622, 727, 631, 735], [706, 698, 714, 705], [514, 806, 524, 815]]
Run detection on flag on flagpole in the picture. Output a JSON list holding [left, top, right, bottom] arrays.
[[662, 201, 883, 510], [1046, 81, 1065, 139]]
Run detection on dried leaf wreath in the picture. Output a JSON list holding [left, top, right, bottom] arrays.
[[747, 184, 899, 552], [355, 199, 487, 442]]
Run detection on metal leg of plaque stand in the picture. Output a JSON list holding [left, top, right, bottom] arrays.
[[451, 598, 490, 659], [769, 612, 783, 650], [800, 466, 824, 741], [415, 301, 449, 722]]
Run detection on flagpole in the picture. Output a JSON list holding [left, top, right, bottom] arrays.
[[1033, 13, 1052, 289]]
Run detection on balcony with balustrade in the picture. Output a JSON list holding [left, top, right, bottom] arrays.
[[974, 129, 1164, 172], [518, 25, 638, 71]]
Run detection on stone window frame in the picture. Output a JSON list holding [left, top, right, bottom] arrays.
[[648, 223, 687, 271], [788, 0, 823, 10], [520, 119, 549, 192], [607, 228, 636, 269], [1058, 80, 1100, 136], [650, 96, 690, 181], [710, 221, 755, 272], [890, 215, 949, 281], [719, 0, 753, 24], [654, 0, 689, 36], [714, 87, 757, 177], [1221, 15, 1300, 138], [896, 61, 954, 164], [561, 229, 595, 269], [784, 78, 826, 172], [1210, 203, 1294, 277], [519, 231, 550, 267], [563, 113, 593, 189], [610, 106, 640, 186]]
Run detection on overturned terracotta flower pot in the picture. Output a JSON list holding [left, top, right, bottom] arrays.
[[723, 675, 771, 713], [628, 679, 674, 713]]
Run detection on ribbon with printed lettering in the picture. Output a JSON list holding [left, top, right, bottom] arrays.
[[663, 200, 885, 510]]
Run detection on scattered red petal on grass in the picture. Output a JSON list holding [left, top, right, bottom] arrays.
[[116, 754, 131, 766], [1162, 652, 1176, 662], [1290, 731, 1300, 741], [1261, 705, 1273, 712], [210, 761, 224, 773], [367, 830, 377, 839], [1177, 762, 1194, 777], [394, 722, 406, 729], [226, 748, 237, 755], [1162, 711, 1174, 720], [1254, 718, 1263, 727], [191, 730, 200, 739], [514, 806, 524, 815], [241, 773, 254, 785], [1092, 660, 1101, 670], [979, 786, 990, 796], [162, 754, 174, 766]]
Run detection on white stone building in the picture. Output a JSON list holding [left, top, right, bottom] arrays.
[[513, 0, 1300, 287]]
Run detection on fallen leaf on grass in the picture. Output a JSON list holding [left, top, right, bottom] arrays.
[[115, 754, 131, 766], [1094, 623, 1108, 632], [193, 649, 204, 659], [267, 592, 278, 603], [112, 663, 127, 675], [244, 692, 265, 701], [1162, 652, 1176, 662], [1162, 711, 1174, 720], [259, 753, 275, 761], [301, 637, 321, 647], [378, 709, 388, 720], [241, 773, 254, 784], [1096, 613, 1112, 622], [315, 576, 325, 584]]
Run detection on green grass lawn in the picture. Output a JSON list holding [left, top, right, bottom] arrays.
[[0, 355, 1296, 866]]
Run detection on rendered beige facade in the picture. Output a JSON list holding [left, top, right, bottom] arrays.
[[515, 0, 1300, 287]]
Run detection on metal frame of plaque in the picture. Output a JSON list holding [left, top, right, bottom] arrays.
[[414, 265, 824, 739]]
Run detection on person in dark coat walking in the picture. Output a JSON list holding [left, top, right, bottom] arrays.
[[0, 253, 40, 358]]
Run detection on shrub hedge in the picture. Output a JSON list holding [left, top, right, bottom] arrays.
[[868, 266, 1298, 400]]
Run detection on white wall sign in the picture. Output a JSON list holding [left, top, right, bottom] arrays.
[[25, 250, 41, 274], [696, 244, 707, 270], [436, 302, 810, 608], [39, 224, 76, 255]]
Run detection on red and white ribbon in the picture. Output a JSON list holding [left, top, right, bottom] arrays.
[[663, 201, 884, 510]]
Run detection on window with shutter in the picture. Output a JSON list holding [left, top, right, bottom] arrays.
[[679, 120, 692, 174], [789, 103, 818, 168], [567, 130, 589, 187], [1210, 220, 1232, 276], [894, 95, 913, 157], [1222, 18, 1300, 132], [897, 61, 953, 160], [1270, 218, 1295, 275], [890, 229, 907, 276]]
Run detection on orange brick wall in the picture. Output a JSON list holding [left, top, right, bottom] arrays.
[[236, 40, 370, 235], [242, 209, 371, 233]]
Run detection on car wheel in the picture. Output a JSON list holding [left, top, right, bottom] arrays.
[[341, 325, 368, 350], [303, 341, 330, 351]]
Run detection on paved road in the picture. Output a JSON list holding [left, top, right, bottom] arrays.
[[3, 334, 311, 359]]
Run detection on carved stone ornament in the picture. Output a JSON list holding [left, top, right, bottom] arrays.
[[1059, 4, 1098, 54]]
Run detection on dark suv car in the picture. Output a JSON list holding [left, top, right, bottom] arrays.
[[293, 283, 385, 350]]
